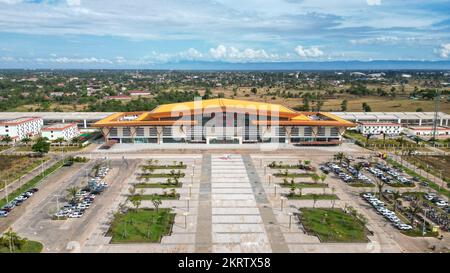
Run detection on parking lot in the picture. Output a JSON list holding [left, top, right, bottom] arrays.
[[9, 158, 139, 252]]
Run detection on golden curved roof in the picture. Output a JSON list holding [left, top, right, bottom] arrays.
[[94, 98, 355, 127]]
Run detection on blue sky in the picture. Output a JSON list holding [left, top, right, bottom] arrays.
[[0, 0, 450, 68]]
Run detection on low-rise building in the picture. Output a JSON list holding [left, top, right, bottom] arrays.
[[129, 90, 151, 96], [404, 126, 450, 139], [41, 123, 80, 141], [356, 122, 403, 136], [0, 117, 43, 142]]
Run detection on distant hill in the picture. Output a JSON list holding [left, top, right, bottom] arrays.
[[2, 60, 450, 70], [152, 60, 450, 71]]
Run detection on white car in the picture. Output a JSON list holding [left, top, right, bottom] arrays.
[[0, 211, 8, 217], [68, 212, 83, 218], [398, 224, 413, 230], [436, 201, 448, 207]]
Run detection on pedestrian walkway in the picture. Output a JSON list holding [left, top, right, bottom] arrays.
[[209, 154, 272, 252]]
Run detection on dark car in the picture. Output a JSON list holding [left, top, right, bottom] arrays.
[[63, 161, 74, 167], [28, 188, 39, 193], [420, 182, 429, 187]]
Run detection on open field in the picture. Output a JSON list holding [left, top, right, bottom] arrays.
[[403, 155, 450, 183], [0, 155, 49, 186]]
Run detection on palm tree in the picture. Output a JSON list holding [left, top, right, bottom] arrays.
[[20, 137, 32, 147], [407, 203, 422, 227], [311, 173, 320, 184], [151, 195, 162, 213], [1, 135, 13, 145], [392, 191, 402, 212], [334, 152, 345, 164], [354, 162, 364, 179], [312, 194, 318, 208], [66, 186, 79, 203], [365, 133, 373, 147], [375, 180, 385, 200], [319, 174, 327, 184], [289, 184, 296, 197], [130, 198, 141, 211], [54, 137, 65, 146]]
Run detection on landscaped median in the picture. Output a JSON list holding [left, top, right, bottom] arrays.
[[386, 158, 450, 199], [108, 208, 175, 243], [0, 159, 65, 208]]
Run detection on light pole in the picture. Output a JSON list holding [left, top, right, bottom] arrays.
[[191, 173, 194, 184], [192, 164, 195, 174], [268, 174, 272, 187], [280, 197, 287, 211], [186, 197, 190, 211], [288, 212, 293, 229], [183, 212, 189, 229], [264, 166, 267, 175], [4, 180, 8, 204], [274, 184, 278, 196], [188, 184, 192, 197]]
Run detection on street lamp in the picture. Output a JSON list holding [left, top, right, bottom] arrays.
[[274, 184, 278, 196], [280, 197, 287, 211], [183, 212, 189, 229], [288, 212, 293, 229], [191, 173, 194, 184], [186, 197, 190, 211], [188, 184, 192, 197], [268, 174, 272, 187]]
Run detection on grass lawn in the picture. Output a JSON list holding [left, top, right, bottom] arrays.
[[129, 194, 180, 201], [347, 183, 376, 188], [142, 165, 187, 169], [273, 173, 313, 178], [135, 183, 183, 189], [0, 155, 50, 185], [299, 208, 370, 243], [287, 194, 338, 200], [139, 173, 185, 179], [15, 145, 85, 152], [108, 209, 175, 243], [0, 159, 65, 207], [0, 145, 11, 152], [401, 229, 439, 237], [0, 240, 43, 253], [279, 182, 328, 188]]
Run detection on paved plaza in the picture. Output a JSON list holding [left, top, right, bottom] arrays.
[[6, 144, 449, 253]]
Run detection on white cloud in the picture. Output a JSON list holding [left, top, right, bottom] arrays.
[[439, 44, 450, 58], [294, 45, 324, 58], [0, 56, 15, 62], [0, 0, 23, 4], [35, 57, 113, 64], [66, 0, 81, 7], [366, 0, 381, 6], [209, 45, 279, 62]]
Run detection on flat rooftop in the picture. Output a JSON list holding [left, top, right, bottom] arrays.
[[42, 123, 77, 131], [0, 112, 115, 121], [0, 116, 41, 125], [332, 112, 450, 120]]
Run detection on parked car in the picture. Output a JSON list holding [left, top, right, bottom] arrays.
[[0, 210, 9, 217]]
